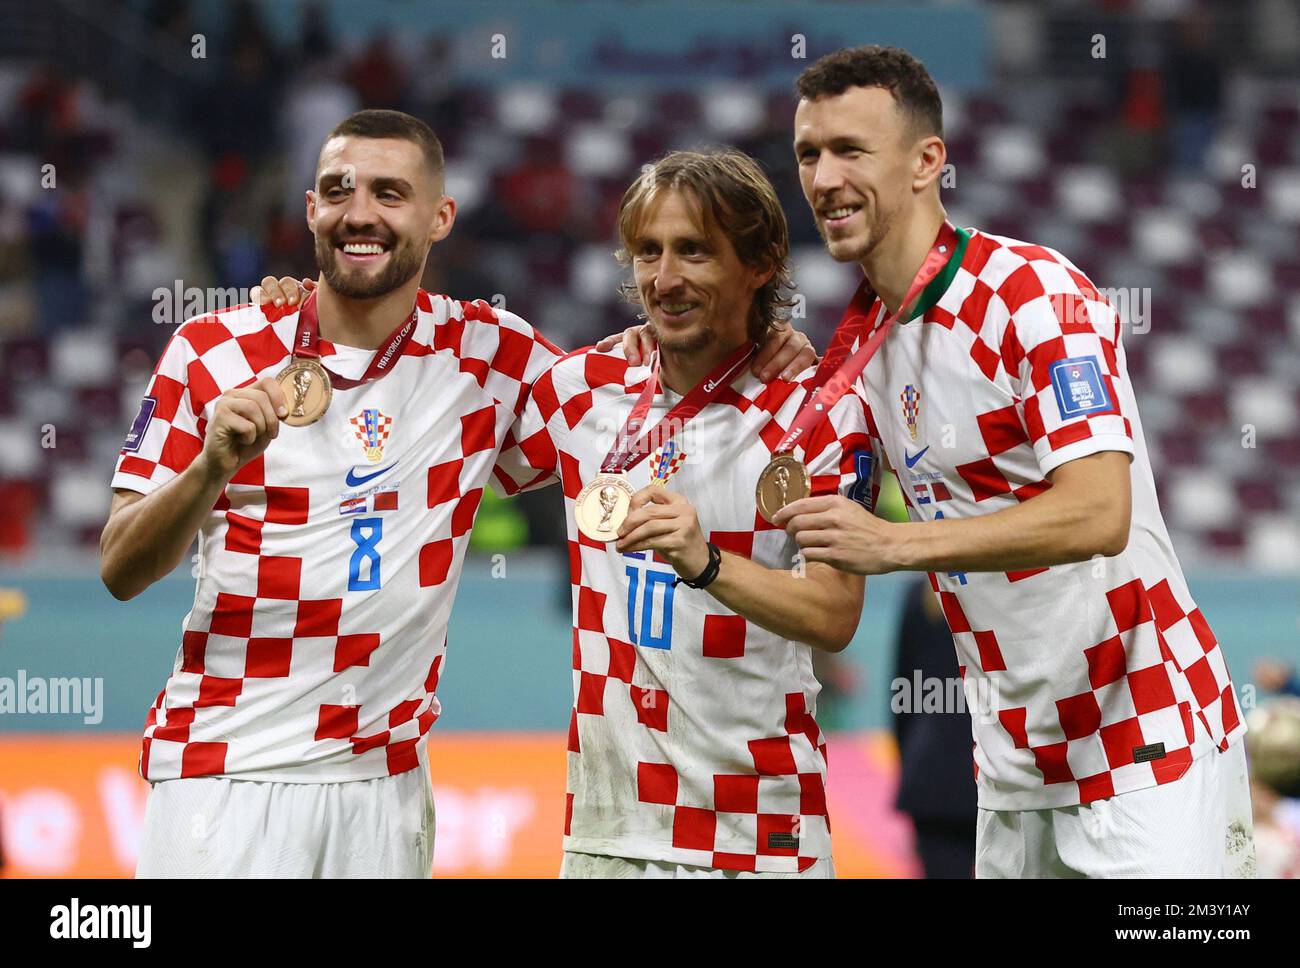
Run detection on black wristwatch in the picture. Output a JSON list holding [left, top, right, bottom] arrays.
[[675, 542, 722, 589]]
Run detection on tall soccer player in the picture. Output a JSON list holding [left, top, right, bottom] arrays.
[[102, 109, 811, 878], [495, 150, 871, 878], [770, 46, 1255, 877]]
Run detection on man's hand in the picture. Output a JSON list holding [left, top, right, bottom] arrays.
[[773, 494, 901, 575], [251, 276, 315, 309], [200, 378, 289, 483], [615, 487, 710, 579], [594, 324, 657, 366], [594, 321, 818, 381], [752, 321, 816, 381]]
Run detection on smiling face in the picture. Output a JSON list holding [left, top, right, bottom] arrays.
[[307, 136, 454, 299], [628, 188, 767, 356], [794, 85, 926, 265]]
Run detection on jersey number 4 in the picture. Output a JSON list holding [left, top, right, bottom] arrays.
[[348, 518, 383, 591]]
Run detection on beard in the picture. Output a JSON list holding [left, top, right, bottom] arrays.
[[646, 317, 716, 355], [315, 230, 425, 299]]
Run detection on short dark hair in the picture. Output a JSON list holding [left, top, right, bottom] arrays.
[[615, 149, 795, 341], [795, 45, 943, 140], [323, 109, 445, 179]]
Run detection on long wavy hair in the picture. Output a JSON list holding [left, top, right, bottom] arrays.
[[615, 149, 796, 341]]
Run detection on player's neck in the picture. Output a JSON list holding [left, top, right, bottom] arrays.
[[860, 201, 947, 317], [314, 277, 422, 351], [658, 329, 750, 396]]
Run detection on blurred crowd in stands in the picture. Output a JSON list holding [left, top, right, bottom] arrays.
[[2, 0, 1298, 565]]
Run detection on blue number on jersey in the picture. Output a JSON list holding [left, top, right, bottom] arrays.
[[624, 554, 675, 650], [348, 517, 383, 591], [932, 509, 968, 585]]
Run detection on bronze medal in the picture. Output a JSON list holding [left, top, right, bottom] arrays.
[[275, 358, 332, 427], [574, 473, 636, 542], [756, 454, 811, 524]]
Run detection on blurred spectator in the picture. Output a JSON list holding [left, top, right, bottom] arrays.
[[1166, 5, 1223, 171], [26, 182, 90, 334], [1245, 699, 1300, 878], [0, 1, 1296, 561], [497, 136, 575, 237], [348, 34, 410, 111], [1255, 659, 1300, 698], [891, 578, 977, 878]]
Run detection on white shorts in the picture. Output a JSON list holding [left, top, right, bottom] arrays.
[[560, 852, 835, 879], [136, 765, 435, 878], [975, 740, 1256, 878]]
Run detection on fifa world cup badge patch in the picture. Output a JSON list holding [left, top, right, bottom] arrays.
[[900, 384, 921, 441], [122, 396, 156, 452], [1049, 356, 1112, 418], [649, 440, 687, 487], [350, 408, 393, 463]]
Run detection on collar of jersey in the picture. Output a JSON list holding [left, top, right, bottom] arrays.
[[897, 224, 972, 325]]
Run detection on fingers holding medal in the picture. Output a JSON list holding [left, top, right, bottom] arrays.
[[756, 454, 810, 524], [275, 358, 332, 427], [575, 474, 636, 541]]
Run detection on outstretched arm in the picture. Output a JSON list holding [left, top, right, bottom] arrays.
[[595, 320, 817, 382]]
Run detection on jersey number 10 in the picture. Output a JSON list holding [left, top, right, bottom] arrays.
[[625, 562, 675, 650]]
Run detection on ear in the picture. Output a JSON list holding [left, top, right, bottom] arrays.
[[305, 189, 316, 231], [426, 194, 457, 247], [912, 135, 947, 194], [749, 248, 778, 293]]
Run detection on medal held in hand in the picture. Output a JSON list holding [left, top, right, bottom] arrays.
[[275, 359, 332, 427], [275, 291, 419, 428], [574, 342, 756, 542], [755, 453, 811, 522], [575, 473, 636, 540], [756, 221, 968, 523]]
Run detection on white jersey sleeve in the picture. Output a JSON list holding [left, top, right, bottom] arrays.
[[112, 320, 211, 495], [1004, 262, 1136, 476]]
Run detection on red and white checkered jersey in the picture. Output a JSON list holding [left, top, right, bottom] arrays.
[[494, 345, 872, 872], [111, 292, 560, 783], [852, 228, 1245, 810]]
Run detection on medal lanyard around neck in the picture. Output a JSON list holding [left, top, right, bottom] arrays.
[[772, 221, 965, 456], [600, 340, 758, 475], [292, 291, 420, 390]]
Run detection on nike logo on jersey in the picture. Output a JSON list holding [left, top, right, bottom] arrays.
[[904, 446, 930, 468], [346, 464, 396, 487]]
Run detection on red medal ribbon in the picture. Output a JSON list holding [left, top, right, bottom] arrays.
[[774, 221, 961, 456], [600, 340, 757, 475], [291, 291, 419, 390]]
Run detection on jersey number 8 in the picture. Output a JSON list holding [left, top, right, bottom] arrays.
[[349, 518, 383, 591]]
